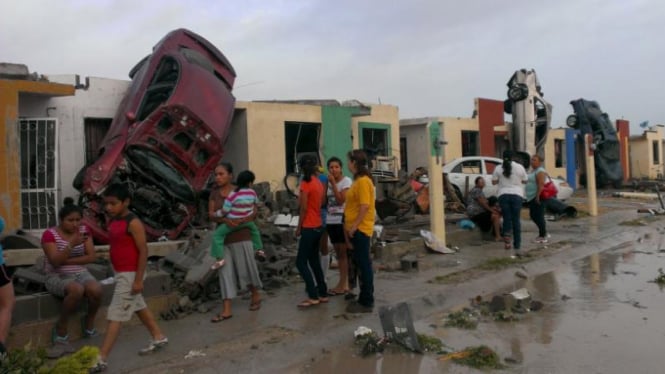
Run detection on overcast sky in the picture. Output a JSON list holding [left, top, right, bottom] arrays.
[[2, 0, 662, 134]]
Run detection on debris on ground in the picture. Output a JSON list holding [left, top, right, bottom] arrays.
[[650, 268, 665, 285], [443, 309, 479, 329], [440, 345, 505, 370], [184, 350, 207, 359], [416, 333, 446, 353]]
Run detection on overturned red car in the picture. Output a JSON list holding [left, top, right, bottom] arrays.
[[74, 28, 236, 243]]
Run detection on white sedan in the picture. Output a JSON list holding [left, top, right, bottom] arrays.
[[442, 156, 573, 201]]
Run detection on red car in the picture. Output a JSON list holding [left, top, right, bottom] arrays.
[[75, 29, 236, 243]]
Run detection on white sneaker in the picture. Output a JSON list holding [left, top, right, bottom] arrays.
[[138, 336, 169, 355], [89, 356, 108, 372], [210, 258, 226, 270], [534, 237, 549, 244]]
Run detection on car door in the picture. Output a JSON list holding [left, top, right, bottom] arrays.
[[448, 158, 483, 199], [482, 158, 501, 197]]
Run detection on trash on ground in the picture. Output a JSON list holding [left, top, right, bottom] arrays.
[[184, 350, 207, 359], [443, 309, 479, 329], [440, 345, 505, 370], [420, 230, 456, 254]]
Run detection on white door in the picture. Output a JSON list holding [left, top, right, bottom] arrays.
[[18, 118, 59, 231]]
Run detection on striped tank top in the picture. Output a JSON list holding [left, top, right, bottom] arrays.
[[41, 226, 88, 274]]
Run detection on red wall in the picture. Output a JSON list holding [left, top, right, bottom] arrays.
[[615, 119, 630, 180], [476, 98, 504, 157]]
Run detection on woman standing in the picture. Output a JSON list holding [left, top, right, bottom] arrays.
[[491, 151, 528, 256], [209, 162, 262, 322], [325, 157, 353, 296], [344, 150, 376, 313], [41, 198, 102, 351], [526, 154, 549, 243], [295, 155, 328, 308]]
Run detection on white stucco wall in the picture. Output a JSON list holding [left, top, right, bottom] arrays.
[[19, 75, 130, 201]]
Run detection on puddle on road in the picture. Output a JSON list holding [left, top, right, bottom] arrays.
[[300, 239, 665, 373]]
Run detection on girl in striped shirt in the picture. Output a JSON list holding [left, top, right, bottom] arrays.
[[41, 198, 102, 352], [210, 170, 264, 270]]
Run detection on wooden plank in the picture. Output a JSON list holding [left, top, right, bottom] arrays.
[[3, 240, 188, 267]]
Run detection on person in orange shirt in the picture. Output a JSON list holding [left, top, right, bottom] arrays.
[[344, 150, 376, 313], [295, 155, 328, 308]]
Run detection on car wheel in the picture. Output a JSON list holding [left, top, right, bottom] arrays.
[[507, 84, 528, 101], [453, 185, 465, 205], [566, 115, 578, 128], [503, 99, 513, 115]]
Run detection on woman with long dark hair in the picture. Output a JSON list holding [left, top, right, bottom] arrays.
[[42, 198, 102, 355], [325, 156, 353, 296], [295, 155, 328, 308], [491, 150, 528, 256], [344, 150, 376, 313], [526, 154, 550, 243]]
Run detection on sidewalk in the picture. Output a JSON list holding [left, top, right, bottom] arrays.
[[71, 196, 659, 373]]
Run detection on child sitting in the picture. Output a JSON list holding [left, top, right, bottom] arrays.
[[210, 170, 264, 270]]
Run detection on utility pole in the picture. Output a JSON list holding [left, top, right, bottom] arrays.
[[585, 134, 598, 216]]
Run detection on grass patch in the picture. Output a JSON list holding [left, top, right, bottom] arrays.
[[417, 333, 445, 353], [652, 268, 665, 285], [451, 345, 505, 370], [443, 309, 479, 329]]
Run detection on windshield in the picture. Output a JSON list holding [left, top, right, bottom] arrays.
[[125, 147, 195, 202]]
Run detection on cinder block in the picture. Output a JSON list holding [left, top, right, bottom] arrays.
[[12, 295, 39, 325], [265, 259, 291, 277], [13, 267, 46, 295], [143, 271, 173, 297], [184, 255, 216, 286], [36, 292, 62, 320]]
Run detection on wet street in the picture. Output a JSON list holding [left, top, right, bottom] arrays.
[[304, 229, 665, 373]]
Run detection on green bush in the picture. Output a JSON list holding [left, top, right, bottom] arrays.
[[0, 345, 99, 374]]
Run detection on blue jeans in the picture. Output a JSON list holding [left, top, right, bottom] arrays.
[[499, 194, 523, 250], [351, 231, 374, 307], [296, 227, 327, 299], [529, 198, 547, 238]]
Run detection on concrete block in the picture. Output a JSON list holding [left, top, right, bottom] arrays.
[[161, 251, 198, 273], [12, 295, 40, 325], [184, 255, 216, 286], [265, 259, 291, 278], [143, 271, 173, 297], [34, 292, 62, 320], [400, 255, 419, 272], [13, 267, 46, 295]]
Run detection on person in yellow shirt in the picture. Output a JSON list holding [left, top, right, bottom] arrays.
[[344, 149, 376, 313]]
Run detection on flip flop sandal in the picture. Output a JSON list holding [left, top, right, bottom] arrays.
[[327, 289, 349, 296], [249, 300, 262, 311], [319, 297, 329, 303], [297, 299, 320, 308], [211, 314, 233, 323]]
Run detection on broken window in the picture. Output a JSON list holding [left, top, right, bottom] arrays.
[[451, 159, 481, 174], [653, 140, 660, 164], [461, 131, 479, 156], [400, 137, 408, 171], [361, 127, 389, 158], [284, 122, 321, 174], [136, 56, 180, 121], [84, 117, 112, 165], [555, 139, 565, 168]]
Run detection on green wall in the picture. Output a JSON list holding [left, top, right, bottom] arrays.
[[321, 106, 356, 172]]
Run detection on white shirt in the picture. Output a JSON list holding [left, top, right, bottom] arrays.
[[491, 161, 528, 198], [326, 176, 352, 224]]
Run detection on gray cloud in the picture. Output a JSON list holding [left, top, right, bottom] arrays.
[[2, 0, 662, 133]]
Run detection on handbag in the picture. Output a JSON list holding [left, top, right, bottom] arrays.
[[539, 175, 557, 200]]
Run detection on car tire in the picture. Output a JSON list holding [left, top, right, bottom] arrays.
[[453, 185, 465, 205], [566, 115, 578, 128], [507, 84, 528, 101], [503, 99, 513, 115]]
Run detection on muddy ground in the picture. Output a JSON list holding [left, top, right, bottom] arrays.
[[65, 195, 664, 373]]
